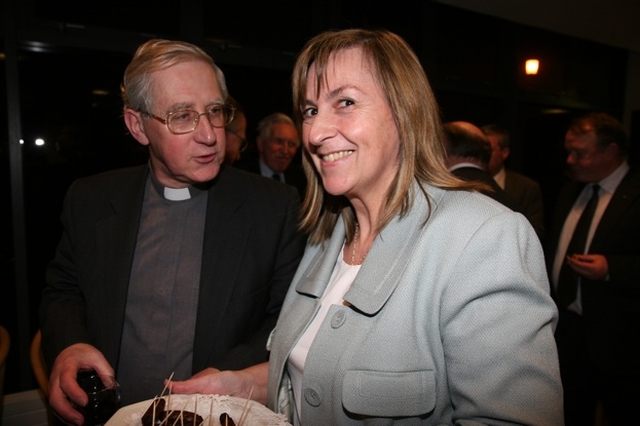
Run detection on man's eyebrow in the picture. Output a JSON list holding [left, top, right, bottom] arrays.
[[166, 102, 194, 112]]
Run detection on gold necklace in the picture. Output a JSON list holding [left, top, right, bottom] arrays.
[[351, 223, 367, 265]]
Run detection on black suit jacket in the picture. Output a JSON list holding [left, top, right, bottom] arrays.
[[545, 167, 640, 372], [504, 169, 545, 241], [235, 154, 307, 200], [40, 164, 306, 375], [452, 166, 522, 213]]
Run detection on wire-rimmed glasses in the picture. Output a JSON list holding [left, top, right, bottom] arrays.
[[227, 129, 249, 153], [143, 104, 235, 135]]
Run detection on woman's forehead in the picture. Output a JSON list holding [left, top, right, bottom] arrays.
[[307, 48, 374, 93]]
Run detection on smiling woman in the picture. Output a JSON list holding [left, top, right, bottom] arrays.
[[165, 28, 564, 426], [5, 0, 634, 401]]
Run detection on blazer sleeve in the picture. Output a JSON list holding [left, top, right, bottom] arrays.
[[39, 166, 146, 371], [440, 211, 562, 424], [40, 179, 91, 369]]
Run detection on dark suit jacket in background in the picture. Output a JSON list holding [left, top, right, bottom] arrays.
[[452, 166, 523, 213], [235, 152, 307, 200], [503, 169, 545, 241], [40, 164, 307, 376], [545, 167, 640, 373]]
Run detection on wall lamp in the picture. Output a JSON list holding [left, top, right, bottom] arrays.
[[525, 59, 539, 75]]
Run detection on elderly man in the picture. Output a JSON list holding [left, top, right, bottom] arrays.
[[39, 39, 306, 425], [237, 112, 307, 198]]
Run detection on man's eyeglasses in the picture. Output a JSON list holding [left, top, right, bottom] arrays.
[[227, 130, 248, 152], [143, 104, 235, 135]]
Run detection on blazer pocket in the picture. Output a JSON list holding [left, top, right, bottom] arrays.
[[342, 369, 435, 417]]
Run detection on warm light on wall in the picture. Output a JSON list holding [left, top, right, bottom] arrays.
[[525, 59, 539, 75]]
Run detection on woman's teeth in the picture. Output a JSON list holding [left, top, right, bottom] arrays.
[[322, 150, 353, 162]]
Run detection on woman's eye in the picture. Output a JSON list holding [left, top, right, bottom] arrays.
[[302, 107, 317, 118], [338, 99, 354, 108]]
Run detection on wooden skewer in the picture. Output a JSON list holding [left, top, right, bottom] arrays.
[[208, 395, 213, 426], [152, 396, 159, 426], [160, 372, 175, 398], [169, 401, 189, 426], [237, 386, 254, 426], [167, 379, 173, 417], [193, 397, 197, 426]]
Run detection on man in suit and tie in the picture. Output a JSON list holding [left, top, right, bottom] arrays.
[[39, 39, 306, 425], [546, 112, 640, 426], [481, 124, 545, 240], [236, 112, 307, 198], [442, 121, 522, 213]]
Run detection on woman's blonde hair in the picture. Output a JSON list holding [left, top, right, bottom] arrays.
[[292, 29, 476, 244]]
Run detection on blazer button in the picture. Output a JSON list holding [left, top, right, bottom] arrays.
[[303, 386, 322, 407], [331, 310, 346, 328]]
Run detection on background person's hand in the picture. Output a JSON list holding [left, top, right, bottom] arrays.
[[566, 253, 609, 280], [48, 343, 114, 426]]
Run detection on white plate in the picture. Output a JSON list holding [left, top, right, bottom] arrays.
[[105, 394, 291, 425]]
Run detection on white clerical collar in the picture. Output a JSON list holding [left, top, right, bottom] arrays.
[[163, 187, 191, 201]]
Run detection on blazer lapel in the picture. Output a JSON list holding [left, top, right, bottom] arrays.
[[346, 187, 440, 315], [95, 165, 149, 364], [295, 184, 443, 316], [193, 170, 249, 367]]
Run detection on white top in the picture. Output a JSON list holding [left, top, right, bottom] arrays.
[[552, 161, 629, 314], [287, 248, 360, 426]]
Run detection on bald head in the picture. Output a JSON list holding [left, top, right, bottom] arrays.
[[442, 121, 492, 169], [449, 121, 486, 138]]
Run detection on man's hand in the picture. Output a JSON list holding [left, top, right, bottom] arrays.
[[566, 253, 609, 280], [48, 343, 113, 426]]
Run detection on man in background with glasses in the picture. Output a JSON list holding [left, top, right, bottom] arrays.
[[39, 38, 306, 425], [546, 112, 640, 426], [224, 95, 248, 165]]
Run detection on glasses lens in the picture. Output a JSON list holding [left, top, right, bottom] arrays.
[[167, 110, 198, 134], [225, 106, 235, 126], [204, 105, 235, 128]]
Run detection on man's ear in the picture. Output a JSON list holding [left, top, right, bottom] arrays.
[[502, 146, 511, 161], [124, 109, 150, 146]]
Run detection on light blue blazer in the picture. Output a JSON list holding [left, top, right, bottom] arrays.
[[268, 183, 563, 425]]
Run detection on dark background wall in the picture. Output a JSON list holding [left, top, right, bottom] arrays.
[[1, 0, 636, 394]]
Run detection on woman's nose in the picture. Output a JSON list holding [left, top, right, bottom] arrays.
[[306, 113, 335, 146]]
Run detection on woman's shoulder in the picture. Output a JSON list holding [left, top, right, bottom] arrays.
[[426, 184, 515, 219]]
